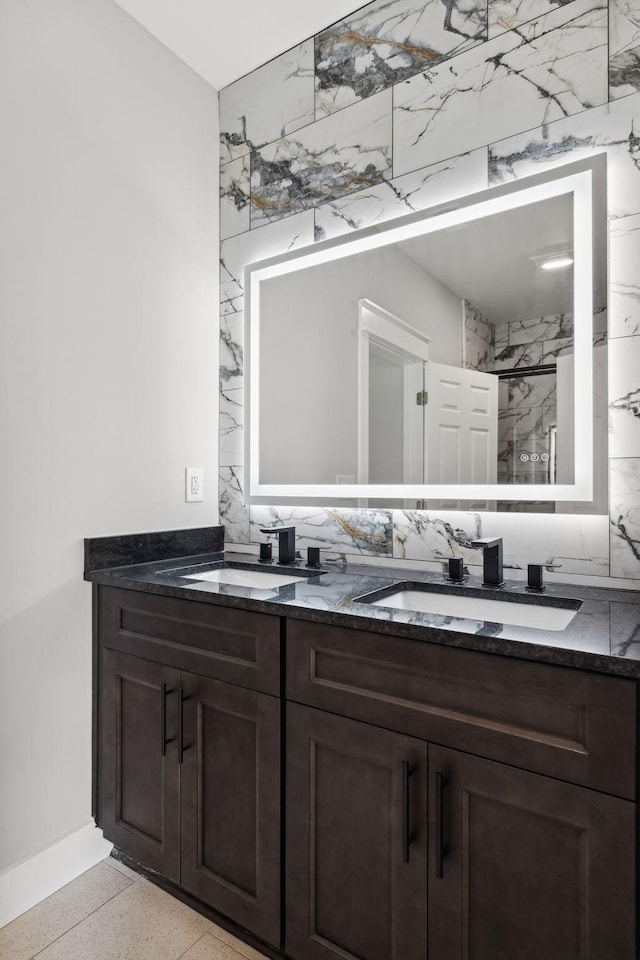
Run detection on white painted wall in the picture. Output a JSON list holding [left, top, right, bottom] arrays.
[[259, 245, 460, 483], [0, 0, 218, 878]]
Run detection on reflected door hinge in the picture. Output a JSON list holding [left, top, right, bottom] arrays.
[[416, 390, 429, 406]]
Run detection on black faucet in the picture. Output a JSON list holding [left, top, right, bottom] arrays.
[[471, 537, 504, 587], [259, 526, 296, 564]]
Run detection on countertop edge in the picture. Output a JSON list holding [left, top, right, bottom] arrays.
[[85, 561, 640, 681]]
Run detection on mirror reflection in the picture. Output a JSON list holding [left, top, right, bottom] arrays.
[[249, 158, 607, 510]]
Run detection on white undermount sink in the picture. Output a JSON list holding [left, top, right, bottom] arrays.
[[182, 567, 307, 589], [367, 588, 580, 631]]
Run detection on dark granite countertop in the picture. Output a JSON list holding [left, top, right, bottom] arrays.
[[84, 528, 640, 680]]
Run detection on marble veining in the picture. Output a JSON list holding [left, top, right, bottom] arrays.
[[216, 0, 640, 582], [219, 467, 250, 544], [220, 156, 251, 240], [314, 149, 487, 240], [498, 405, 556, 444], [251, 505, 394, 556], [220, 210, 314, 316], [610, 214, 640, 337], [507, 372, 557, 408], [219, 388, 243, 468], [220, 313, 243, 388], [494, 342, 544, 369], [507, 312, 573, 345], [464, 299, 494, 345], [488, 0, 576, 39], [463, 300, 495, 372], [610, 599, 640, 656], [482, 513, 610, 575], [540, 336, 574, 363], [219, 41, 314, 163], [392, 509, 609, 574], [494, 321, 509, 349], [393, 510, 483, 564], [610, 0, 640, 101], [610, 47, 640, 102], [464, 329, 494, 371], [251, 90, 393, 225], [610, 389, 640, 419], [610, 457, 640, 578], [315, 0, 487, 116], [488, 93, 640, 221], [393, 0, 608, 176], [608, 336, 640, 458]]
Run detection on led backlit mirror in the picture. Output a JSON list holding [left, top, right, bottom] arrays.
[[245, 155, 607, 511]]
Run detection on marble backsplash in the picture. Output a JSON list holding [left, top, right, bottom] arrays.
[[218, 0, 640, 585]]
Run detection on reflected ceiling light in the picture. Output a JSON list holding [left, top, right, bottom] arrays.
[[530, 249, 574, 272], [540, 255, 574, 271]]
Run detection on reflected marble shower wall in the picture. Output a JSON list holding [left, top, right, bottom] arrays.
[[463, 301, 495, 372], [218, 0, 640, 582], [493, 313, 571, 484]]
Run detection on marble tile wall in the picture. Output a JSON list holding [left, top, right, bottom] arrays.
[[463, 300, 495, 372], [218, 0, 640, 584], [493, 313, 574, 484]]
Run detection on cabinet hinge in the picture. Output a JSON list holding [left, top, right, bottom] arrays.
[[416, 390, 428, 406]]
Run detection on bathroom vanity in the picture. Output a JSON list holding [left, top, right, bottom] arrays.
[[86, 531, 639, 960]]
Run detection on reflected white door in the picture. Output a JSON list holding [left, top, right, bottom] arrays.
[[425, 361, 498, 509]]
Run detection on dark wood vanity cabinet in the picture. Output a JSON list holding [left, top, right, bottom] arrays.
[[286, 704, 428, 960], [95, 589, 638, 960], [101, 649, 180, 881], [427, 744, 635, 960], [286, 702, 635, 960], [96, 587, 281, 947], [179, 672, 280, 940], [285, 619, 637, 960]]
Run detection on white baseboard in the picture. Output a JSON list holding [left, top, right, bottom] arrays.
[[0, 820, 113, 928]]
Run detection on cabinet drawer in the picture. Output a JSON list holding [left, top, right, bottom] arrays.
[[286, 619, 636, 799], [99, 587, 280, 695]]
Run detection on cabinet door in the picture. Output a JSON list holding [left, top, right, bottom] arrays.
[[428, 744, 636, 960], [286, 703, 428, 960], [101, 649, 180, 881], [179, 673, 281, 947]]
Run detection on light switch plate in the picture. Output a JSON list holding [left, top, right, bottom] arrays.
[[185, 467, 204, 502]]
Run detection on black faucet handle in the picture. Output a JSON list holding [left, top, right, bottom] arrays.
[[527, 564, 545, 591], [307, 547, 321, 567], [259, 542, 273, 561], [447, 558, 465, 582]]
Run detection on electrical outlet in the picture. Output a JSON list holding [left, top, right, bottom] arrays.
[[185, 467, 204, 503]]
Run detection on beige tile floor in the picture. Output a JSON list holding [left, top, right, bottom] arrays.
[[0, 857, 270, 960]]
